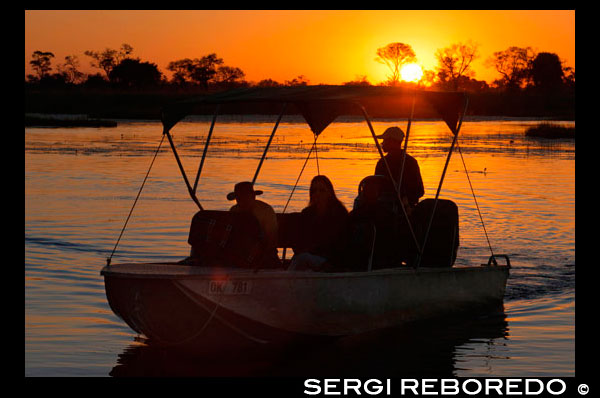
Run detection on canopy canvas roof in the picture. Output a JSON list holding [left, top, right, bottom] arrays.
[[161, 85, 468, 136]]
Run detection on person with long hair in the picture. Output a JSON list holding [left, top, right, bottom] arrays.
[[289, 175, 349, 271]]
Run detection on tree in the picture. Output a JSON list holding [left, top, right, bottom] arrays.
[[375, 43, 416, 86], [167, 58, 194, 85], [454, 76, 490, 92], [215, 65, 246, 85], [83, 73, 108, 89], [256, 78, 281, 87], [57, 55, 85, 84], [487, 46, 535, 90], [189, 54, 224, 89], [29, 51, 55, 80], [563, 66, 575, 91], [166, 54, 224, 89], [434, 41, 479, 91], [108, 58, 163, 88], [284, 75, 309, 86], [529, 52, 564, 91], [84, 43, 133, 78], [420, 69, 437, 87], [343, 75, 371, 86]]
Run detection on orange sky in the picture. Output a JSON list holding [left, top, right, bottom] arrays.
[[25, 10, 574, 85]]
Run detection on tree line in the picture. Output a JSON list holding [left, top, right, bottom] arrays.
[[26, 41, 574, 97], [373, 41, 574, 95]]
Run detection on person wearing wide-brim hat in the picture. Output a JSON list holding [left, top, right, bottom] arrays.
[[228, 181, 279, 267], [226, 181, 264, 201], [374, 126, 424, 208]]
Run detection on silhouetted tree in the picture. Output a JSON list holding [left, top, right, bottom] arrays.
[[84, 43, 133, 78], [82, 73, 109, 89], [342, 75, 371, 86], [38, 73, 69, 88], [108, 58, 163, 88], [454, 76, 490, 92], [57, 55, 85, 84], [166, 54, 223, 89], [215, 65, 246, 85], [563, 66, 575, 91], [435, 41, 479, 91], [191, 54, 224, 89], [375, 43, 416, 86], [284, 75, 309, 86], [420, 69, 437, 88], [29, 51, 55, 81], [529, 52, 564, 92], [255, 78, 281, 87], [166, 58, 194, 86], [487, 46, 536, 90]]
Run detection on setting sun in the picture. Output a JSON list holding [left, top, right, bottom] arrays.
[[400, 63, 423, 83]]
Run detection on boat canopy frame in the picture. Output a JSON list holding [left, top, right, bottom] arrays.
[[160, 85, 471, 268]]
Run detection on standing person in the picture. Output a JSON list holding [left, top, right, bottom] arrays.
[[375, 126, 424, 211], [227, 181, 280, 268], [289, 175, 349, 271]]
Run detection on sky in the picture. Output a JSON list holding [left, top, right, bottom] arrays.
[[24, 10, 575, 85]]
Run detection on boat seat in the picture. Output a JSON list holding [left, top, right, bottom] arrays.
[[187, 210, 264, 268], [187, 210, 306, 265]]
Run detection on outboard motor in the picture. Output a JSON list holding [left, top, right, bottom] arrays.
[[410, 198, 459, 267]]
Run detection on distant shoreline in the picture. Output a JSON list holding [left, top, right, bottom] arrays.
[[25, 112, 573, 127], [25, 114, 118, 128], [25, 87, 575, 123]]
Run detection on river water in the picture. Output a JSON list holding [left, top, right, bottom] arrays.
[[25, 116, 574, 377]]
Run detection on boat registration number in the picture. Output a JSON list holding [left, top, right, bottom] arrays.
[[208, 280, 252, 295]]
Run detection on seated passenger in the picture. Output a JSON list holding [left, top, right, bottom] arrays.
[[227, 181, 281, 268], [288, 175, 349, 271], [347, 176, 402, 270]]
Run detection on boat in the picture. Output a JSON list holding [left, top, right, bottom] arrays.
[[101, 85, 510, 351]]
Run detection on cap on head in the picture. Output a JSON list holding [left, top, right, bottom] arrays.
[[376, 126, 405, 143], [226, 181, 263, 201]]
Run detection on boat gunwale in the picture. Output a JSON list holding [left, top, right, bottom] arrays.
[[101, 262, 509, 280]]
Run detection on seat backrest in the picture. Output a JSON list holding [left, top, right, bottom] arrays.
[[188, 210, 263, 268], [276, 212, 302, 249], [188, 210, 304, 249]]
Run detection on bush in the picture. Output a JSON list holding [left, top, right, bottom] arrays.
[[525, 123, 575, 139]]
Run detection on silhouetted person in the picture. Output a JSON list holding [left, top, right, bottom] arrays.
[[347, 175, 402, 271], [227, 181, 280, 268], [288, 175, 349, 271], [375, 126, 424, 211]]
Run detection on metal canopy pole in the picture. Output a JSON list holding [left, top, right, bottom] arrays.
[[163, 127, 203, 210], [252, 103, 287, 185], [415, 95, 469, 268], [358, 103, 421, 255], [193, 104, 220, 194], [397, 91, 417, 197]]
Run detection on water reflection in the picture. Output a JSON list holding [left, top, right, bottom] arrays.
[[110, 306, 508, 377]]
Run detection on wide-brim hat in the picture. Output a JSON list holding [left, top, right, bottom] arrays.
[[226, 181, 263, 201], [375, 126, 405, 142]]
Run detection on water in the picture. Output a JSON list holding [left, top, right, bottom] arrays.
[[25, 117, 574, 377]]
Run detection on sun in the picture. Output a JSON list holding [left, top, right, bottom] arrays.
[[400, 63, 424, 83]]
